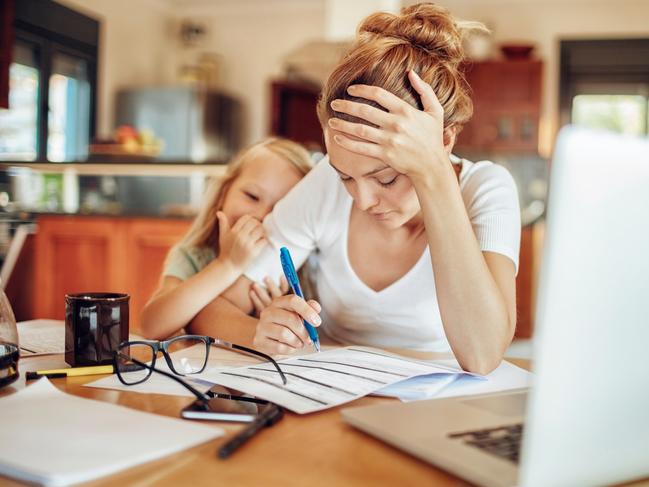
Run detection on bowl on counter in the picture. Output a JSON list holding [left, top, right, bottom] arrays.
[[500, 43, 535, 60]]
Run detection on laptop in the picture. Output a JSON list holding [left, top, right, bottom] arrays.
[[341, 127, 649, 487]]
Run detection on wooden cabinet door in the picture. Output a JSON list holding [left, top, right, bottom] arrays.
[[34, 216, 124, 320], [122, 218, 190, 331], [34, 216, 190, 326], [456, 60, 542, 154]]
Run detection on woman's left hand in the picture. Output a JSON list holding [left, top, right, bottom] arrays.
[[327, 70, 452, 182]]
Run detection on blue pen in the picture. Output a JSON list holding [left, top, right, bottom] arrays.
[[279, 247, 321, 352]]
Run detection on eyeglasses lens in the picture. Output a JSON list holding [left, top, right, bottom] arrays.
[[116, 343, 154, 384], [167, 337, 208, 374]]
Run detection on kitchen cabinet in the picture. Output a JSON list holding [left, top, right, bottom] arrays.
[[514, 220, 544, 339], [270, 80, 323, 151], [34, 215, 190, 330], [0, 0, 14, 108], [456, 60, 542, 154]]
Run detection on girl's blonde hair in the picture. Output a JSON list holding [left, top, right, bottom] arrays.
[[178, 137, 313, 252], [317, 2, 489, 131]]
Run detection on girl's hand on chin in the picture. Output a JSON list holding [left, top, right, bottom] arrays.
[[327, 70, 454, 183], [216, 212, 267, 272]]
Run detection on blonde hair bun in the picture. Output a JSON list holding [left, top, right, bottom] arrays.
[[358, 3, 487, 66]]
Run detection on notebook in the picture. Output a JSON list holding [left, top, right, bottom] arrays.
[[0, 378, 223, 486]]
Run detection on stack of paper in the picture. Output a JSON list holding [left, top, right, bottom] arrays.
[[17, 320, 65, 356], [0, 379, 223, 486]]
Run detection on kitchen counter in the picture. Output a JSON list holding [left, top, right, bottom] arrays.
[[0, 162, 226, 217], [0, 161, 228, 177]]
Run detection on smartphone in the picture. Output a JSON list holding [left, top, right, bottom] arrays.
[[181, 386, 273, 423]]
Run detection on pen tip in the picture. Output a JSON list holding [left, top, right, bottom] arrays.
[[314, 342, 321, 352]]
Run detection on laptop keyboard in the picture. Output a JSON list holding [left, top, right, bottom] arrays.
[[448, 424, 523, 463]]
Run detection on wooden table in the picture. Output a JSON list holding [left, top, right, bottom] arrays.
[[2, 352, 647, 487]]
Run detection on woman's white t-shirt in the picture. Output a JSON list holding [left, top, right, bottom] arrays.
[[245, 156, 520, 352]]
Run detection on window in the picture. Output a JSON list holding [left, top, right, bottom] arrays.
[[560, 39, 649, 136], [0, 0, 98, 162], [0, 42, 39, 160], [47, 52, 91, 161], [572, 94, 648, 136]]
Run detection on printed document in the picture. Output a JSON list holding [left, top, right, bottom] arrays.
[[201, 347, 472, 414]]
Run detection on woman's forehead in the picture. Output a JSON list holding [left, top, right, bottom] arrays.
[[325, 129, 390, 176]]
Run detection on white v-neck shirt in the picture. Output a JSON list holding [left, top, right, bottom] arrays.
[[245, 156, 520, 351]]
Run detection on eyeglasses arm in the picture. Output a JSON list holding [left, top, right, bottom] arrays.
[[212, 339, 288, 385], [125, 355, 212, 402]]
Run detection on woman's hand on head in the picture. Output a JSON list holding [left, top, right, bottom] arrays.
[[253, 294, 322, 356], [249, 276, 289, 318], [217, 212, 267, 272], [327, 70, 454, 182]]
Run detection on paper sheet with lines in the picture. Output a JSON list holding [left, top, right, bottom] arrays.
[[201, 347, 472, 414]]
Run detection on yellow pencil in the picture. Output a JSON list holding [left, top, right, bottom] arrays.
[[26, 364, 115, 380]]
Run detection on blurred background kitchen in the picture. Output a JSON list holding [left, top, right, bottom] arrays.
[[0, 0, 648, 354]]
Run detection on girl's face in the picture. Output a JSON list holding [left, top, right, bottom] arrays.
[[324, 128, 421, 229], [220, 147, 303, 225]]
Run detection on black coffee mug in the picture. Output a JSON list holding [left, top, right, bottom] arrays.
[[65, 293, 129, 367]]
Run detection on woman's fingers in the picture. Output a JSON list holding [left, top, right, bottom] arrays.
[[330, 99, 392, 127], [327, 117, 384, 144], [254, 294, 323, 356], [269, 294, 320, 330], [260, 305, 310, 345], [332, 133, 383, 159], [408, 70, 444, 117], [346, 84, 408, 113], [256, 337, 300, 357], [307, 299, 322, 313], [262, 321, 305, 349]]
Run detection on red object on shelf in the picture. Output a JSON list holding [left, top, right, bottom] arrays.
[[500, 44, 535, 60]]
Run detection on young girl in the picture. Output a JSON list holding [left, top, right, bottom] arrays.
[[190, 3, 520, 375], [139, 137, 314, 340]]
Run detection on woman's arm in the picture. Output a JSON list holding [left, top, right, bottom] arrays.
[[413, 166, 516, 374]]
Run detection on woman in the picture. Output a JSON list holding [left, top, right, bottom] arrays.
[[190, 3, 520, 375]]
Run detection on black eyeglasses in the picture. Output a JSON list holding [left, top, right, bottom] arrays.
[[113, 334, 287, 386]]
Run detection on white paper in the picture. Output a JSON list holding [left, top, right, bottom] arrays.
[[373, 359, 532, 402], [373, 373, 460, 401], [433, 359, 532, 399], [0, 378, 223, 486], [200, 347, 473, 414], [17, 320, 65, 356]]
